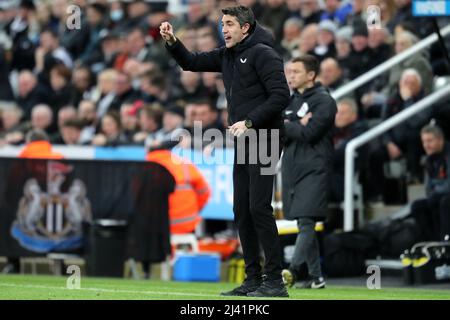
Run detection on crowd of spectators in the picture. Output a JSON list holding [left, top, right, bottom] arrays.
[[1, 0, 450, 206]]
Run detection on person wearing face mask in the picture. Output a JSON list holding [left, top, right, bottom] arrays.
[[109, 0, 125, 25], [313, 20, 337, 62], [110, 9, 123, 22]]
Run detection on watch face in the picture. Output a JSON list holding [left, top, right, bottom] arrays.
[[245, 120, 252, 128]]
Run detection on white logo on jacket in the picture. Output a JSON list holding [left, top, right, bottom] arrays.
[[240, 58, 247, 64], [297, 102, 309, 118]]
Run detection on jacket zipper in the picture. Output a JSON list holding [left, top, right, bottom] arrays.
[[229, 58, 236, 124]]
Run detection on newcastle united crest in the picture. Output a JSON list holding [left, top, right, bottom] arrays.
[[11, 161, 92, 253]]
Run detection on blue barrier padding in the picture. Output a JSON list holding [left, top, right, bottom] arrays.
[[412, 0, 450, 16], [94, 147, 146, 160]]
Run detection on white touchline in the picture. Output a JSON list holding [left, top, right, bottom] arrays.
[[0, 283, 214, 298]]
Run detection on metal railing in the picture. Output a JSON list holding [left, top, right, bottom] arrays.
[[331, 24, 450, 101], [328, 22, 450, 231], [344, 83, 450, 231]]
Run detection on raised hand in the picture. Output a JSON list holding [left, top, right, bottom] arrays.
[[159, 21, 176, 45]]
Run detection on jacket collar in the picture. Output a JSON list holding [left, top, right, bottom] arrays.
[[301, 82, 326, 99], [230, 22, 275, 54]]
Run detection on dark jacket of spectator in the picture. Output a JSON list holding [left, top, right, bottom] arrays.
[[425, 142, 450, 198], [59, 16, 91, 60], [347, 46, 376, 80], [249, 1, 265, 20], [333, 120, 368, 175], [347, 46, 376, 104], [301, 10, 323, 26], [0, 48, 14, 101], [371, 43, 393, 68], [109, 88, 142, 111], [103, 132, 130, 147], [326, 77, 347, 92], [16, 85, 50, 121], [5, 17, 36, 71], [386, 2, 433, 38], [330, 120, 367, 202], [50, 85, 74, 113], [382, 90, 431, 147], [260, 3, 291, 43]]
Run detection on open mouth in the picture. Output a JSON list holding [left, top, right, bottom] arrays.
[[224, 36, 232, 42]]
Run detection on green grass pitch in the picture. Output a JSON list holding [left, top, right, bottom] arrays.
[[0, 274, 449, 300]]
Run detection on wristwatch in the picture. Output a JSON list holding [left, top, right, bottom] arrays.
[[244, 119, 253, 129]]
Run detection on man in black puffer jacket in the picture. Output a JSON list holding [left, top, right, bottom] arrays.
[[160, 5, 290, 297]]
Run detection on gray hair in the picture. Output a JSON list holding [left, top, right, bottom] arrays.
[[2, 104, 23, 118], [25, 129, 49, 143], [421, 123, 444, 139], [401, 68, 422, 85], [284, 17, 303, 30], [338, 98, 358, 115], [396, 31, 419, 47], [32, 104, 53, 119]]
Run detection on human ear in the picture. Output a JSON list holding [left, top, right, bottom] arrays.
[[242, 22, 251, 35]]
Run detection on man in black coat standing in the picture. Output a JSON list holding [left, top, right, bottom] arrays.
[[281, 55, 337, 289], [160, 5, 290, 297]]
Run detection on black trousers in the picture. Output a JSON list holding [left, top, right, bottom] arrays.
[[232, 140, 282, 281], [410, 193, 450, 241]]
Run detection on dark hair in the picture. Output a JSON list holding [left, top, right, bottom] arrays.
[[187, 98, 216, 112], [291, 55, 320, 80], [222, 6, 255, 31], [51, 64, 72, 82], [41, 27, 58, 39], [185, 24, 198, 32], [396, 21, 415, 34], [141, 70, 167, 90], [26, 129, 49, 143], [128, 27, 146, 37], [103, 111, 122, 130], [421, 123, 444, 139], [141, 104, 164, 126], [88, 3, 108, 16], [20, 0, 36, 11], [62, 118, 84, 130], [74, 65, 93, 85], [151, 74, 167, 90]]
